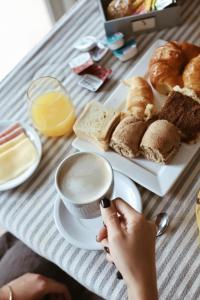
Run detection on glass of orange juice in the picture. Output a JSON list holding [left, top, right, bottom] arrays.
[[27, 77, 76, 137]]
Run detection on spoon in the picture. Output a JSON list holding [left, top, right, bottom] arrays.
[[153, 212, 169, 237]]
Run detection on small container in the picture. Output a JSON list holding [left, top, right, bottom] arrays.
[[106, 32, 125, 50], [98, 0, 181, 39], [69, 53, 94, 74], [90, 43, 109, 62], [113, 38, 138, 62], [73, 36, 97, 52]]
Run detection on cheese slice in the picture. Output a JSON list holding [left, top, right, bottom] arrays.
[[0, 137, 37, 183], [0, 133, 26, 155]]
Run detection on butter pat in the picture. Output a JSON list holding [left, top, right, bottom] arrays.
[[106, 32, 124, 50], [113, 39, 137, 62], [0, 137, 37, 183]]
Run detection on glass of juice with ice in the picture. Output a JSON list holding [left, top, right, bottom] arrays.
[[27, 76, 76, 137]]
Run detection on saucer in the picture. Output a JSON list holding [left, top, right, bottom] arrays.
[[54, 170, 142, 250], [0, 120, 42, 191]]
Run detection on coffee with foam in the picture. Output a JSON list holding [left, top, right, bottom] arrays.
[[58, 153, 112, 204]]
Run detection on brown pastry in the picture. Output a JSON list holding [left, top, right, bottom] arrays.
[[183, 54, 200, 96], [140, 120, 181, 164], [149, 41, 200, 95], [110, 116, 148, 159], [158, 89, 200, 143], [107, 0, 133, 19], [179, 42, 200, 62], [123, 76, 155, 121]]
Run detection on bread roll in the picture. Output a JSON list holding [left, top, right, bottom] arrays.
[[183, 54, 200, 96], [140, 120, 180, 164], [124, 76, 155, 121], [110, 116, 148, 159]]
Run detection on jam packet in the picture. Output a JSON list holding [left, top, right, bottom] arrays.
[[69, 53, 94, 74], [79, 65, 112, 92]]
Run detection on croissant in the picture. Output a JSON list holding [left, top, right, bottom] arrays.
[[183, 54, 200, 96], [123, 76, 155, 121], [149, 41, 200, 95]]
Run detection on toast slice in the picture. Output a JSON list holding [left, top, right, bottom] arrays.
[[73, 101, 121, 150]]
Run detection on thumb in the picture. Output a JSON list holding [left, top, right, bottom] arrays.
[[100, 198, 121, 236]]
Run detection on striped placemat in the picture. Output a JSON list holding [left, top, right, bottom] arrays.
[[0, 0, 200, 299]]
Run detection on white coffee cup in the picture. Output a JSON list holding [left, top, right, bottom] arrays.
[[55, 152, 113, 219]]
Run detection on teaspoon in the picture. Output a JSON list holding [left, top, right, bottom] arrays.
[[153, 212, 169, 237]]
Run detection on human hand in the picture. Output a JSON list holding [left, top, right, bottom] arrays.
[[97, 198, 158, 300], [0, 273, 71, 300]]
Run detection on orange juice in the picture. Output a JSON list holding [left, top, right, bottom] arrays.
[[31, 91, 76, 137]]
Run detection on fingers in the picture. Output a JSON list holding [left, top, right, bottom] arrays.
[[106, 253, 113, 263], [114, 198, 141, 223], [100, 198, 121, 235], [148, 220, 157, 237], [96, 226, 107, 242], [101, 238, 113, 263]]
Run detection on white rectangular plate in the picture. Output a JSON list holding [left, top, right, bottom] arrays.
[[72, 39, 200, 196]]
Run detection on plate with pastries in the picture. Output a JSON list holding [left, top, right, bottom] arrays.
[[72, 39, 200, 196], [0, 121, 42, 191]]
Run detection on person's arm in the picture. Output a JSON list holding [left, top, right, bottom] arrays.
[[0, 273, 71, 300], [97, 198, 158, 300]]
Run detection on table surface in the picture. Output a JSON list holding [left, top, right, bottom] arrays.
[[0, 0, 200, 299]]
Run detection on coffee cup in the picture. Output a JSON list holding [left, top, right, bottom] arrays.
[[55, 152, 113, 219]]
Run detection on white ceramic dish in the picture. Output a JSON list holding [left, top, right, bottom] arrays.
[[72, 39, 200, 196], [55, 152, 114, 219], [54, 170, 142, 250], [0, 121, 42, 191]]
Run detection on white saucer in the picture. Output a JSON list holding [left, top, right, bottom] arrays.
[[0, 121, 42, 191], [54, 171, 142, 250]]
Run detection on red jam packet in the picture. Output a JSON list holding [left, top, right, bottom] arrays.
[[82, 65, 112, 81], [69, 53, 94, 74], [79, 65, 112, 92]]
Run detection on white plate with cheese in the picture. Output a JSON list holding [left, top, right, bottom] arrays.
[[0, 121, 42, 191], [72, 39, 200, 197]]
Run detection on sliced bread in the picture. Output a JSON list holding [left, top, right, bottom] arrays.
[[73, 101, 121, 150]]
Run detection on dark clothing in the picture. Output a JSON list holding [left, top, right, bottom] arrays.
[[0, 232, 103, 300]]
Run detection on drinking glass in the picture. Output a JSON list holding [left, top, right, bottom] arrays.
[[27, 76, 76, 137]]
